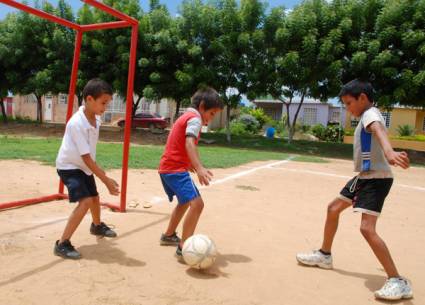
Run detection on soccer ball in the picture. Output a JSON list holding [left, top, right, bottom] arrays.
[[182, 234, 217, 269]]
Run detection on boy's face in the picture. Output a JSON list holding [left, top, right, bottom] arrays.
[[341, 93, 370, 117], [199, 104, 222, 125], [86, 93, 112, 116]]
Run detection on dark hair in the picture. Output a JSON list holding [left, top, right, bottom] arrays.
[[191, 87, 224, 111], [83, 78, 113, 101], [338, 79, 374, 103]]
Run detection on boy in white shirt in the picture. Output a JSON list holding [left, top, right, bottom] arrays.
[[296, 79, 413, 300], [55, 79, 119, 259]]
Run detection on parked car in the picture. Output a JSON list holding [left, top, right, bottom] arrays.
[[117, 112, 168, 130]]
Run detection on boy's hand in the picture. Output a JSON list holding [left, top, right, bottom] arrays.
[[105, 177, 120, 195], [386, 151, 410, 169], [196, 167, 213, 186]]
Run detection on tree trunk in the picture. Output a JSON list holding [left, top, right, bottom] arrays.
[[226, 105, 231, 143], [278, 95, 293, 142], [0, 97, 8, 124], [36, 94, 43, 123], [288, 90, 306, 144], [132, 95, 142, 117], [174, 100, 181, 122], [78, 93, 83, 107]]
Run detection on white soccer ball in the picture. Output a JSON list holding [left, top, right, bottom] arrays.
[[182, 234, 217, 269]]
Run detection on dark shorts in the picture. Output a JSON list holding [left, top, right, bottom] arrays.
[[339, 176, 393, 216], [160, 172, 200, 205], [57, 169, 98, 203]]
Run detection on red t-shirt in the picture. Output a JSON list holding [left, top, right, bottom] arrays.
[[159, 110, 202, 173]]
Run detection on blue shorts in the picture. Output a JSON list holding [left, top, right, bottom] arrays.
[[160, 172, 200, 205], [57, 169, 99, 203]]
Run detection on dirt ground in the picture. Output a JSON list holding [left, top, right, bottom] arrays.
[[0, 158, 424, 305]]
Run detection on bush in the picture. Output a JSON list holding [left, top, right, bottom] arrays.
[[311, 124, 326, 139], [240, 107, 271, 129], [238, 114, 260, 133], [229, 121, 251, 136], [345, 128, 355, 136], [312, 124, 344, 142], [397, 125, 415, 137], [300, 124, 311, 133]]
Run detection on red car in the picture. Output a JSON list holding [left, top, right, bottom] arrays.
[[117, 113, 168, 130]]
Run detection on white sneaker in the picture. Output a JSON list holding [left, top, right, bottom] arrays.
[[374, 277, 413, 300], [296, 250, 333, 269]]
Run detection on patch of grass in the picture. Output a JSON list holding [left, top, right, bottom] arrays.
[[202, 133, 353, 160], [291, 155, 329, 163], [392, 135, 425, 142], [0, 136, 326, 169]]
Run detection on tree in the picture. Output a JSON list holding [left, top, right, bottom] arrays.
[[366, 0, 424, 107], [77, 0, 142, 108], [264, 0, 349, 142], [0, 1, 76, 123], [0, 19, 10, 123]]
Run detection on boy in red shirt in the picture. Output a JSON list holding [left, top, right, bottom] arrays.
[[158, 87, 223, 260]]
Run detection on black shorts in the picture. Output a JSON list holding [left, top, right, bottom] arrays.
[[339, 176, 393, 216], [57, 169, 98, 203]]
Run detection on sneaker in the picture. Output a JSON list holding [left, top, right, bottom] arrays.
[[374, 277, 413, 300], [160, 232, 181, 246], [54, 240, 81, 259], [90, 222, 117, 238], [296, 250, 333, 269], [175, 245, 184, 262]]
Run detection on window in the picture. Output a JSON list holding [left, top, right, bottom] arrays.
[[303, 107, 317, 125], [103, 112, 112, 123], [59, 93, 67, 104], [382, 112, 391, 128], [25, 94, 37, 103], [331, 111, 340, 122], [351, 118, 359, 127]]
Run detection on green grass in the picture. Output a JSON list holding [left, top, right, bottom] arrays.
[[0, 136, 325, 169], [202, 133, 353, 160], [392, 135, 425, 142]]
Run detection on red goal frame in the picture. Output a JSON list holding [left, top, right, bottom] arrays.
[[0, 0, 139, 212]]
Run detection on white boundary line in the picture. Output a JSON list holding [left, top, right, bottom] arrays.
[[267, 167, 425, 192], [150, 158, 293, 204]]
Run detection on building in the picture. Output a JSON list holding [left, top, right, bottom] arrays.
[[10, 93, 229, 130], [253, 97, 346, 127], [345, 106, 425, 136]]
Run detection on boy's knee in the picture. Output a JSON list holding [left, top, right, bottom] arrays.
[[327, 203, 341, 216], [78, 197, 94, 208], [360, 224, 376, 239], [190, 197, 204, 213]]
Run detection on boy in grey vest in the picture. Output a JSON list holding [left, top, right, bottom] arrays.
[[296, 79, 412, 300]]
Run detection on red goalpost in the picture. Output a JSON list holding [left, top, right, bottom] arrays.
[[0, 0, 139, 212]]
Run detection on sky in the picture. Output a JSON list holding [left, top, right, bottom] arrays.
[[0, 0, 301, 20]]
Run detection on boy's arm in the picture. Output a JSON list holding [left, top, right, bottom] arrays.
[[185, 137, 213, 185], [81, 154, 120, 195], [368, 122, 410, 169]]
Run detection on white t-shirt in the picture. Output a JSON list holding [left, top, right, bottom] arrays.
[[353, 107, 392, 178], [56, 106, 101, 175]]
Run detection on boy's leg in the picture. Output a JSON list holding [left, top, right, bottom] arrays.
[[60, 197, 92, 243], [165, 203, 190, 236], [89, 195, 117, 237], [359, 213, 399, 278], [181, 196, 204, 246], [89, 195, 101, 226], [297, 197, 351, 269], [321, 198, 352, 252]]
